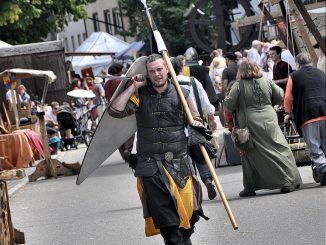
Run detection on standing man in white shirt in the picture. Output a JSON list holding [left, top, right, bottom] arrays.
[[247, 40, 263, 65], [171, 55, 218, 200]]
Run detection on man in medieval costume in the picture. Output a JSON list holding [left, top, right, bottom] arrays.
[[183, 47, 219, 107], [284, 53, 326, 186], [108, 54, 208, 245]]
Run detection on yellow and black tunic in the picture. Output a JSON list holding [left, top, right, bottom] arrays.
[[130, 81, 207, 236]]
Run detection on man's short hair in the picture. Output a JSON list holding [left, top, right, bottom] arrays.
[[51, 101, 59, 108], [295, 53, 312, 67], [235, 51, 242, 58], [146, 53, 164, 65], [269, 45, 282, 55], [170, 56, 184, 75], [252, 40, 262, 47], [108, 63, 123, 75], [223, 52, 237, 61]]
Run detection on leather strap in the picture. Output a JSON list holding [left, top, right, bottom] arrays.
[[190, 77, 204, 123]]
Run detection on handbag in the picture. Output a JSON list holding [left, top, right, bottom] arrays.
[[231, 80, 254, 151]]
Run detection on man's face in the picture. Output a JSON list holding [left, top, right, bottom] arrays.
[[269, 50, 280, 62], [146, 58, 169, 88], [52, 106, 59, 115]]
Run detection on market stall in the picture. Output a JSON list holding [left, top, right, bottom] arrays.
[[67, 32, 130, 76], [0, 68, 80, 181]]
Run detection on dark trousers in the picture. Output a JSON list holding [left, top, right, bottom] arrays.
[[141, 172, 197, 245], [195, 159, 212, 182], [161, 226, 183, 245]]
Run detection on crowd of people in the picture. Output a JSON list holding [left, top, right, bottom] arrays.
[[5, 84, 32, 111], [104, 39, 325, 244], [202, 39, 325, 193], [203, 40, 325, 194], [5, 38, 324, 244]]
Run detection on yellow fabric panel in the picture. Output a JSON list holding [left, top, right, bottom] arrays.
[[129, 94, 139, 107], [164, 169, 193, 230], [136, 170, 194, 237], [144, 217, 160, 237], [183, 66, 190, 77]]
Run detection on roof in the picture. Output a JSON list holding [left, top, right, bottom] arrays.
[[115, 41, 145, 60], [0, 68, 56, 84], [0, 40, 12, 48]]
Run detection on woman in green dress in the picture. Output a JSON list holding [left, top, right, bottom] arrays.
[[224, 60, 302, 197]]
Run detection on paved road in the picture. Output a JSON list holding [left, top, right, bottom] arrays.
[[8, 140, 326, 245]]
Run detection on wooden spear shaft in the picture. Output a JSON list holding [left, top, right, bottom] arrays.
[[162, 51, 238, 230]]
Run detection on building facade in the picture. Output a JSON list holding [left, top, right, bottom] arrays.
[[63, 0, 133, 51]]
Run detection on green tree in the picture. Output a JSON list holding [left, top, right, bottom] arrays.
[[0, 0, 88, 44], [119, 0, 194, 55]]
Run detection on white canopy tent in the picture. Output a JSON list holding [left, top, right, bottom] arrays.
[[0, 40, 12, 48], [68, 32, 130, 76]]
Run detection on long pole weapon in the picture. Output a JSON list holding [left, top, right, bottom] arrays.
[[140, 0, 238, 230]]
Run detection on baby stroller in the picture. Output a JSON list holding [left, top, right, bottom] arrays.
[[57, 105, 79, 150], [74, 105, 94, 147]]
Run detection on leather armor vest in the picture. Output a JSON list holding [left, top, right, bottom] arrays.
[[136, 81, 188, 156]]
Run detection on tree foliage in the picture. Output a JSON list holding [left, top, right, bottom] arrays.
[[0, 0, 88, 44], [119, 0, 194, 55]]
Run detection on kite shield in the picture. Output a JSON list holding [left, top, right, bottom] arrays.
[[76, 56, 148, 185]]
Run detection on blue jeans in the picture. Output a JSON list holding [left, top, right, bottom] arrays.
[[195, 159, 212, 181]]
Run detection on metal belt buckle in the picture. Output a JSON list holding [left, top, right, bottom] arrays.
[[165, 152, 174, 161]]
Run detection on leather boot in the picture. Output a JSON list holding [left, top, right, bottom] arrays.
[[161, 226, 183, 245], [203, 178, 217, 200], [182, 236, 192, 245]]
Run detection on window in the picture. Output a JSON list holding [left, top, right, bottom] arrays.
[[104, 9, 113, 34], [64, 37, 69, 51], [67, 14, 73, 22], [77, 34, 82, 46], [71, 36, 75, 51], [92, 12, 100, 32], [112, 8, 124, 33]]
